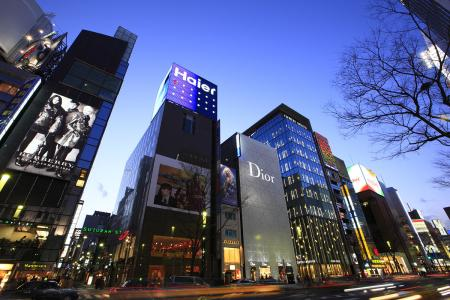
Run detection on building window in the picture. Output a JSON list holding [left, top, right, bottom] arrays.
[[223, 247, 240, 264], [62, 60, 122, 102], [182, 114, 195, 135], [0, 82, 19, 96], [225, 212, 236, 220], [225, 229, 237, 239]]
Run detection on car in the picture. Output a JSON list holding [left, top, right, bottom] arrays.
[[166, 276, 209, 288], [20, 281, 79, 300], [121, 279, 150, 288], [230, 279, 256, 285], [14, 281, 59, 297], [110, 279, 155, 292], [258, 277, 280, 284]]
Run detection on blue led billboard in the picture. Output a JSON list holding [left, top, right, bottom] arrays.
[[153, 63, 217, 120]]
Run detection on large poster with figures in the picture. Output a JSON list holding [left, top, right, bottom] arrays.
[[8, 92, 98, 179], [219, 164, 238, 206], [148, 154, 210, 214]]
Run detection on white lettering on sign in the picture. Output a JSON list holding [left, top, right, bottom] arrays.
[[248, 162, 275, 183], [174, 66, 216, 96]]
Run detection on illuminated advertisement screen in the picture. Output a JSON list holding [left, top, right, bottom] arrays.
[[315, 132, 337, 170], [347, 164, 384, 196], [8, 92, 98, 179], [148, 154, 210, 213], [154, 63, 217, 120], [219, 164, 238, 206]]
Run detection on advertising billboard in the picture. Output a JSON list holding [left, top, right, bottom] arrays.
[[152, 63, 217, 120], [314, 132, 337, 170], [148, 154, 210, 213], [347, 164, 384, 196], [219, 164, 238, 206], [412, 219, 429, 233], [9, 92, 98, 179]]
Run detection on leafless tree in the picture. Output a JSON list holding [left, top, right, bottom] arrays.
[[433, 150, 450, 188], [178, 162, 245, 277], [328, 0, 449, 186]]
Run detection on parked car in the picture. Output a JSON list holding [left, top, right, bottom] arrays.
[[258, 277, 280, 284], [14, 281, 78, 300], [166, 276, 209, 288], [15, 281, 59, 297], [230, 279, 256, 285], [121, 279, 150, 288], [109, 279, 158, 293]]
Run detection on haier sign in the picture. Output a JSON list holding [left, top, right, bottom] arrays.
[[153, 63, 218, 120]]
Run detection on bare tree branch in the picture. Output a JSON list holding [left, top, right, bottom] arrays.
[[328, 0, 449, 160]]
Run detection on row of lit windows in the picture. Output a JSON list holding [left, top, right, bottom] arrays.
[[0, 82, 19, 96], [289, 216, 347, 263]]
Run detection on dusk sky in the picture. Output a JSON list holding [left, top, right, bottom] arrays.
[[38, 0, 449, 228]]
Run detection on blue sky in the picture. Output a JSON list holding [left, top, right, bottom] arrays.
[[37, 0, 449, 227]]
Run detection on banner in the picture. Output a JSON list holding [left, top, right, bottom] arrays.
[[148, 155, 210, 213], [9, 92, 98, 179], [219, 165, 238, 206]]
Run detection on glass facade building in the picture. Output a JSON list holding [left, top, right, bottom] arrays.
[[244, 104, 351, 279]]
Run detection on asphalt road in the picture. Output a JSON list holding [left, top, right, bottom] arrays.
[[94, 276, 450, 300], [2, 276, 449, 299]]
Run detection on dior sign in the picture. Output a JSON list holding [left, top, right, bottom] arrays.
[[248, 161, 275, 183]]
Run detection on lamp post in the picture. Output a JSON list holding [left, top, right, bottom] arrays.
[[171, 226, 175, 276]]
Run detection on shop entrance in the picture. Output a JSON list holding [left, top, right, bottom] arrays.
[[148, 265, 165, 286], [0, 264, 14, 290], [259, 266, 271, 280], [250, 266, 256, 281]]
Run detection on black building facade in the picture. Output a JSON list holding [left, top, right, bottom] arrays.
[[113, 64, 220, 284], [0, 28, 135, 289]]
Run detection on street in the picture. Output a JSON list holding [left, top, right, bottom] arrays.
[[1, 275, 449, 299], [56, 276, 450, 299]]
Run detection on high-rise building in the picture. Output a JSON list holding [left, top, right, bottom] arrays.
[[0, 27, 135, 289], [0, 0, 67, 79], [0, 0, 54, 64], [401, 0, 450, 88], [333, 157, 382, 276], [243, 104, 351, 280], [384, 187, 430, 271], [401, 0, 449, 49], [314, 133, 359, 275], [113, 63, 219, 283], [0, 61, 42, 144], [347, 165, 413, 274], [220, 133, 297, 283], [444, 207, 450, 220], [409, 212, 450, 271]]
